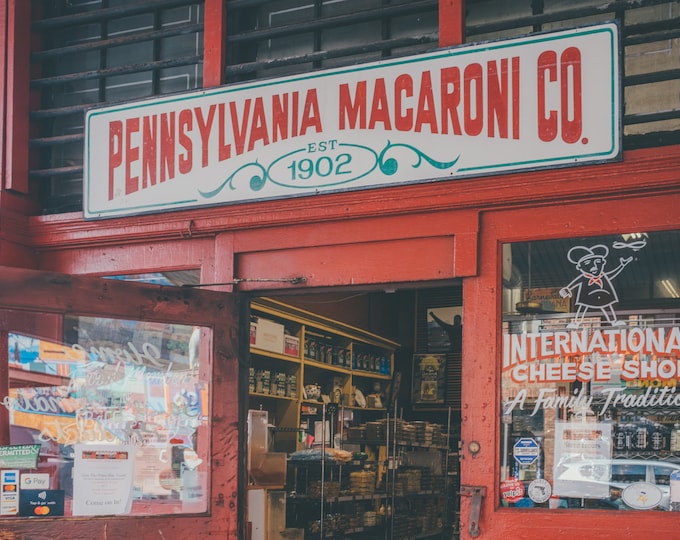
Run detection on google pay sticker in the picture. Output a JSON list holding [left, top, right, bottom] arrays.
[[19, 490, 65, 517], [20, 473, 50, 490]]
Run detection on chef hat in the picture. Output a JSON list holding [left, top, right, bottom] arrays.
[[567, 244, 609, 265]]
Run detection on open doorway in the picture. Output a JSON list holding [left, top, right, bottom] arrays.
[[246, 284, 463, 540]]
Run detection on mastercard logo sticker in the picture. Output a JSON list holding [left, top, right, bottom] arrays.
[[33, 506, 51, 515]]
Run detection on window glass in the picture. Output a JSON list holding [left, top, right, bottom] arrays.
[[33, 1, 204, 214], [500, 230, 680, 511], [3, 313, 210, 518]]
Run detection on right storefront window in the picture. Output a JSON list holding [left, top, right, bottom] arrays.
[[501, 230, 680, 510]]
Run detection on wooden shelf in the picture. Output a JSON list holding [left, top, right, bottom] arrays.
[[251, 347, 301, 363], [249, 391, 298, 402], [248, 297, 399, 455]]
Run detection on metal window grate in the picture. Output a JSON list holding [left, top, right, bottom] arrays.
[[465, 0, 680, 147], [29, 0, 205, 214], [224, 0, 439, 83]]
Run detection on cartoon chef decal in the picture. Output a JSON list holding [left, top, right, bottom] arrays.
[[559, 242, 641, 329]]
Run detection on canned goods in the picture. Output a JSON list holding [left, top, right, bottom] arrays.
[[255, 369, 270, 394], [274, 372, 287, 396], [287, 374, 297, 397]]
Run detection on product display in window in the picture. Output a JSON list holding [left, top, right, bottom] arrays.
[[3, 317, 211, 518], [500, 231, 680, 511]]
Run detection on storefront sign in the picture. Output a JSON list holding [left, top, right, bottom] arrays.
[[504, 327, 680, 379], [503, 325, 680, 418], [500, 232, 680, 513], [84, 23, 620, 219]]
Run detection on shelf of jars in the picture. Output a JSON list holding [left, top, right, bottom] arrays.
[[609, 409, 680, 460], [248, 297, 399, 454]]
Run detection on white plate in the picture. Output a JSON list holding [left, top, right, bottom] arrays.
[[354, 388, 366, 408], [622, 482, 663, 510]]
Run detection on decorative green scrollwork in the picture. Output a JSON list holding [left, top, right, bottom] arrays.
[[198, 140, 459, 199], [378, 141, 460, 176], [198, 161, 268, 198]]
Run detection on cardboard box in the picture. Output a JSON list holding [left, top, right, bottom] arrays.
[[284, 335, 300, 357], [250, 322, 257, 345], [254, 318, 284, 354]]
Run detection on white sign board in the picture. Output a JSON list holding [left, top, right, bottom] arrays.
[[84, 23, 620, 219], [72, 444, 134, 516], [553, 422, 612, 499]]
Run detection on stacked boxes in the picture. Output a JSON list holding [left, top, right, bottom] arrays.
[[349, 470, 376, 495], [253, 318, 285, 353]]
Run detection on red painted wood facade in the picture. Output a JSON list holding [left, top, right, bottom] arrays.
[[0, 1, 679, 538]]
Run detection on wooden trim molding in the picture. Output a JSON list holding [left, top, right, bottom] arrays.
[[27, 145, 680, 252]]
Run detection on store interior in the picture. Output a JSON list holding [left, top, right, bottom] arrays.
[[246, 283, 462, 539], [248, 283, 463, 444]]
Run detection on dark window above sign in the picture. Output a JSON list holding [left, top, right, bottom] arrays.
[[503, 230, 680, 316]]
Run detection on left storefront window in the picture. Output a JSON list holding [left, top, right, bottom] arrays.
[[3, 314, 210, 518]]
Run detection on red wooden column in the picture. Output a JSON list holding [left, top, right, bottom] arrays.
[[4, 0, 31, 193], [0, 330, 8, 446], [0, 1, 38, 267], [439, 0, 465, 47], [203, 0, 227, 87], [0, 0, 6, 190]]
